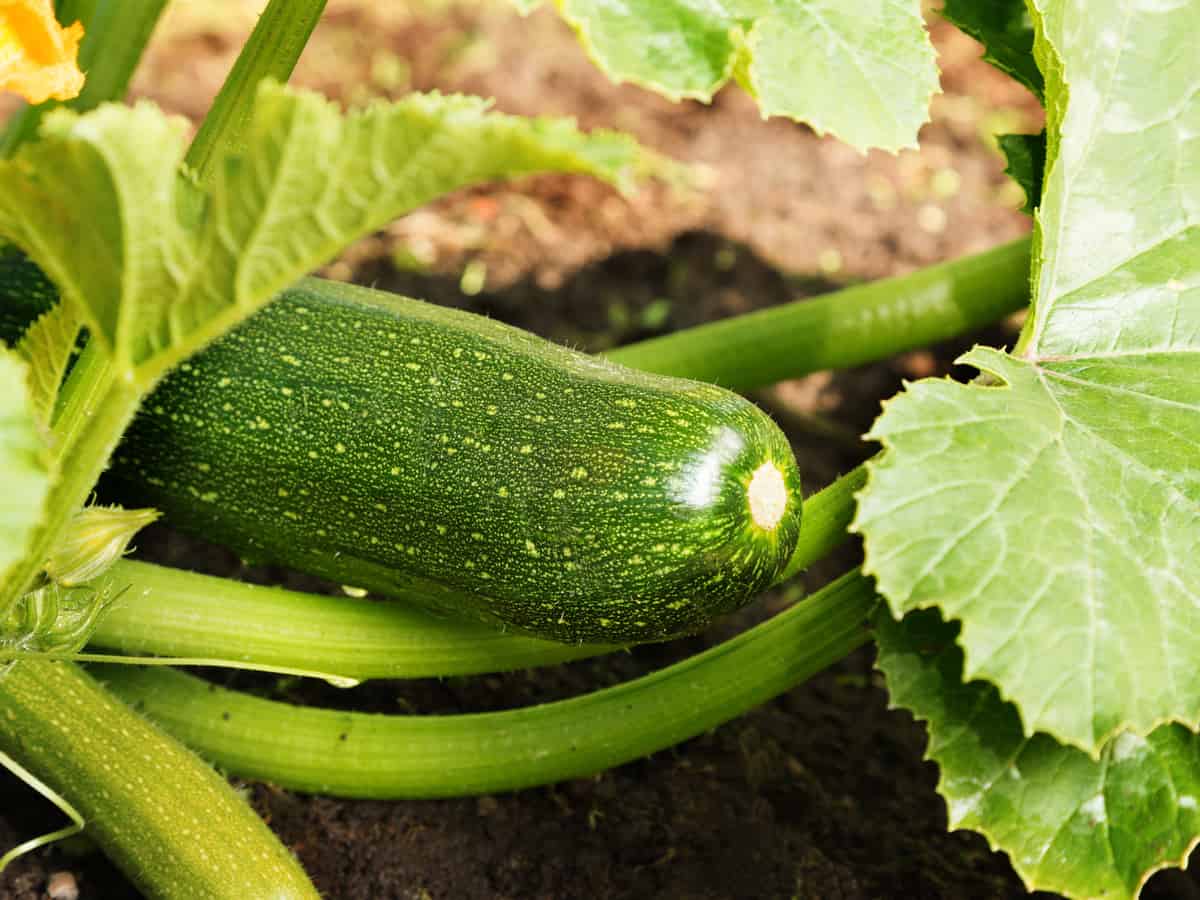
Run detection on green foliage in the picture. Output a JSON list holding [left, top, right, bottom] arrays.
[[997, 132, 1045, 214], [532, 0, 938, 152], [17, 302, 81, 427], [0, 84, 644, 388], [857, 0, 1200, 755], [941, 0, 1042, 98], [0, 0, 1190, 896], [876, 609, 1200, 900], [857, 1, 1200, 892], [0, 351, 51, 587]]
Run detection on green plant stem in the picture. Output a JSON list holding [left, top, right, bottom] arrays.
[[606, 236, 1031, 391], [0, 749, 84, 872], [87, 465, 864, 677], [90, 560, 607, 678], [781, 463, 867, 579], [0, 348, 140, 616], [184, 0, 327, 185], [0, 660, 319, 897], [0, 0, 167, 159], [97, 568, 876, 798]]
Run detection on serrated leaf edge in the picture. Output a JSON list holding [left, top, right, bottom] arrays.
[[17, 301, 81, 429], [742, 8, 941, 153], [551, 1, 739, 105], [875, 610, 1200, 900], [852, 345, 1200, 760]]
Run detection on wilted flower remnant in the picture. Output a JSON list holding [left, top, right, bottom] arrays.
[[0, 0, 84, 104]]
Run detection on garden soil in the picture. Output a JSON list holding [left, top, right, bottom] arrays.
[[4, 3, 1198, 899]]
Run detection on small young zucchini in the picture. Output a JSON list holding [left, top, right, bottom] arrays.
[[3, 260, 802, 643]]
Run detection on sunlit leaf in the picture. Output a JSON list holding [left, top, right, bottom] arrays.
[[0, 347, 51, 586], [0, 83, 647, 386], [856, 0, 1200, 754], [940, 0, 1041, 98], [549, 0, 938, 152]]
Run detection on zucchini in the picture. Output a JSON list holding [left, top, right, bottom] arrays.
[[3, 263, 802, 643], [0, 245, 57, 340], [0, 660, 320, 899]]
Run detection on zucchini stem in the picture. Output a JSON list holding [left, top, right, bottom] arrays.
[[607, 236, 1031, 391], [96, 568, 877, 798], [184, 0, 327, 186]]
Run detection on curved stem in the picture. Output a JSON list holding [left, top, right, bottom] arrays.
[[89, 560, 607, 678], [0, 749, 84, 873], [0, 649, 365, 686], [88, 465, 866, 677], [782, 463, 866, 580], [184, 0, 327, 185], [0, 660, 318, 897], [96, 568, 876, 798], [607, 236, 1031, 391]]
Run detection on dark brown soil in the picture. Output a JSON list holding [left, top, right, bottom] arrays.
[[5, 4, 1197, 900]]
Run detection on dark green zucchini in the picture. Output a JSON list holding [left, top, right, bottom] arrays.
[[0, 244, 58, 340], [3, 260, 802, 643]]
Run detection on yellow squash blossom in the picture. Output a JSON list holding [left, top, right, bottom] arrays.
[[0, 0, 84, 104]]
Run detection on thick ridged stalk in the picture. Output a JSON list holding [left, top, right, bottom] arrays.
[[97, 569, 876, 798], [0, 362, 140, 617], [607, 237, 1031, 391]]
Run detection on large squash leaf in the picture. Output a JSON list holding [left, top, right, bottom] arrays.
[[0, 83, 645, 388], [855, 0, 1200, 754], [516, 0, 939, 152]]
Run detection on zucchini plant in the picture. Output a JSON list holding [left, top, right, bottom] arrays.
[[0, 1, 1194, 899]]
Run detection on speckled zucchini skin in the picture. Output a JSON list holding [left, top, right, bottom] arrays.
[[4, 263, 802, 643]]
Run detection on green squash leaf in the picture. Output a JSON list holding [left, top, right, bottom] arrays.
[[997, 132, 1044, 215], [549, 0, 938, 152], [17, 302, 82, 427], [0, 83, 646, 386], [876, 608, 1200, 900], [0, 349, 52, 586], [855, 0, 1200, 754], [940, 0, 1042, 98]]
